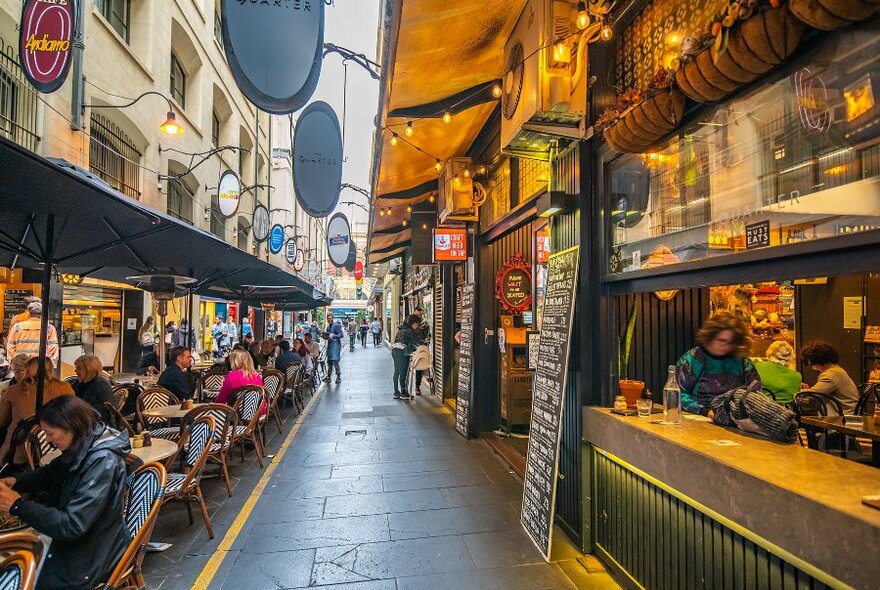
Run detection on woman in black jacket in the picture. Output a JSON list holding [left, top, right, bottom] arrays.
[[392, 315, 423, 400], [72, 354, 113, 422], [0, 396, 131, 590]]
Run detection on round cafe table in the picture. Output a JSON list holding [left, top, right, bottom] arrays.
[[142, 403, 207, 420], [41, 437, 178, 466]]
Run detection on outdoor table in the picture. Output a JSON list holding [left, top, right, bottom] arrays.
[[800, 415, 880, 467], [41, 437, 178, 466], [142, 403, 207, 420]]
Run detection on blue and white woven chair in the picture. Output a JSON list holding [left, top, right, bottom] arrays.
[[182, 403, 237, 497], [100, 461, 166, 590], [231, 386, 267, 468], [136, 387, 181, 441], [161, 415, 216, 539], [282, 364, 303, 410], [261, 369, 285, 435], [0, 530, 42, 590], [198, 369, 227, 403], [23, 426, 56, 471]]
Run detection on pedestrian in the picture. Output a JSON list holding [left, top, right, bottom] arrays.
[[309, 320, 319, 340], [266, 316, 279, 340], [164, 321, 177, 347], [173, 319, 197, 349], [138, 316, 157, 356], [347, 318, 357, 352], [7, 301, 58, 366], [211, 316, 229, 359], [7, 295, 39, 334], [370, 317, 382, 347], [323, 314, 344, 383], [241, 316, 253, 340], [392, 315, 423, 400], [412, 306, 431, 396], [226, 316, 238, 347], [359, 319, 369, 347]]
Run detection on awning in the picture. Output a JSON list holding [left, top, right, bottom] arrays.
[[368, 0, 526, 264]]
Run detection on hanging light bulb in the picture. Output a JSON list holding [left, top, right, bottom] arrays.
[[435, 159, 442, 171], [600, 23, 613, 41], [428, 194, 435, 204], [442, 110, 452, 124], [406, 205, 412, 213], [405, 121, 414, 137], [421, 223, 428, 230], [575, 2, 590, 30], [386, 206, 392, 216], [390, 132, 399, 146], [492, 83, 502, 98], [402, 219, 408, 227], [463, 168, 471, 178], [379, 208, 385, 217]]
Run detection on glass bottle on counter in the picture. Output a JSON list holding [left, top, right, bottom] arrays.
[[663, 365, 681, 424]]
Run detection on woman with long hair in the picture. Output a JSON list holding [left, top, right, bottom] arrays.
[[292, 337, 314, 373], [138, 316, 157, 355], [72, 354, 113, 423], [0, 396, 131, 590], [216, 349, 266, 415]]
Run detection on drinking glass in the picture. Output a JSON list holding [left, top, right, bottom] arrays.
[[636, 398, 652, 418]]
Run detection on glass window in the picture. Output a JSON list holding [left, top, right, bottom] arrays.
[[97, 0, 130, 43], [214, 3, 223, 48], [170, 52, 186, 108], [237, 223, 249, 250], [89, 113, 141, 198], [606, 23, 880, 275], [210, 195, 225, 238], [211, 111, 220, 148], [167, 178, 193, 223]]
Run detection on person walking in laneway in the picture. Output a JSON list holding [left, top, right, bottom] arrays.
[[347, 318, 357, 352], [359, 319, 369, 348], [241, 316, 253, 341], [370, 317, 382, 347], [392, 315, 423, 400], [212, 316, 230, 359], [138, 316, 158, 357], [226, 316, 238, 347], [413, 306, 431, 396], [323, 314, 344, 383]]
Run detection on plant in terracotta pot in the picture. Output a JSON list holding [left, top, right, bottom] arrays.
[[618, 303, 644, 407]]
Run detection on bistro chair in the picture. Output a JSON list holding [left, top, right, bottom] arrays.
[[23, 425, 56, 471], [283, 364, 302, 410], [3, 418, 37, 468], [161, 415, 216, 539], [105, 402, 138, 437], [135, 387, 181, 441], [794, 391, 846, 452], [99, 462, 166, 590], [62, 375, 78, 386], [261, 369, 285, 434], [231, 386, 267, 468], [181, 403, 237, 497], [198, 369, 227, 403], [854, 383, 880, 416], [109, 385, 129, 413], [0, 530, 43, 590]]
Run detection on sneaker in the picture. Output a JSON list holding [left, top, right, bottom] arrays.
[[393, 392, 401, 399], [400, 392, 412, 400], [322, 377, 330, 382], [335, 377, 342, 384], [415, 388, 421, 396]]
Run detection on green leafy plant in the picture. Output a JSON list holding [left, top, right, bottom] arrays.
[[618, 302, 638, 380]]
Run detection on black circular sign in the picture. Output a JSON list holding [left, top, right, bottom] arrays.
[[344, 241, 357, 272], [285, 238, 298, 264], [252, 204, 270, 243], [293, 101, 343, 217]]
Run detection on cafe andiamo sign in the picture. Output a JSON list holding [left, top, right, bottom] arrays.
[[19, 0, 76, 93]]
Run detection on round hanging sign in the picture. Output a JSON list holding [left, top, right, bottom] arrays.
[[252, 204, 270, 243], [327, 212, 351, 268], [19, 0, 76, 94], [495, 252, 532, 315], [285, 238, 298, 264], [353, 260, 364, 281], [217, 170, 241, 218], [220, 0, 323, 114], [293, 250, 304, 272], [268, 224, 285, 254], [293, 101, 343, 217]]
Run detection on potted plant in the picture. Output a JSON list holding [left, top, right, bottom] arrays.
[[618, 303, 645, 407]]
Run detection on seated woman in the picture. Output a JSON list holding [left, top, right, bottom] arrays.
[[0, 396, 131, 590], [800, 340, 859, 414], [0, 357, 73, 468], [71, 354, 113, 423], [216, 349, 266, 415], [292, 337, 314, 374], [754, 341, 801, 405], [676, 311, 761, 415]]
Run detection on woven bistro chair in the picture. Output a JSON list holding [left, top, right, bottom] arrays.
[[23, 425, 56, 471], [794, 391, 846, 452], [181, 403, 237, 497], [105, 402, 138, 437], [231, 386, 267, 468], [135, 387, 181, 441], [0, 530, 43, 590], [261, 369, 285, 434], [198, 369, 227, 403], [283, 364, 303, 410], [109, 385, 129, 413], [854, 383, 880, 416], [99, 462, 166, 590], [161, 415, 216, 539], [113, 382, 144, 420]]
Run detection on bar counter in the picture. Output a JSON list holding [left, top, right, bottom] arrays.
[[583, 407, 880, 590]]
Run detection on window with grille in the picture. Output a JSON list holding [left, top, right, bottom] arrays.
[[167, 178, 193, 223], [0, 43, 40, 151], [210, 195, 225, 237], [170, 52, 186, 108], [89, 113, 141, 199], [237, 223, 249, 250], [97, 0, 131, 42], [211, 111, 220, 147]]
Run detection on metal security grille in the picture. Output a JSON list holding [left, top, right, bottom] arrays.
[[433, 266, 443, 400], [593, 448, 834, 590], [0, 37, 40, 152], [89, 114, 141, 198], [167, 178, 193, 223]]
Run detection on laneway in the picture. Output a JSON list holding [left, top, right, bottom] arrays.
[[192, 345, 617, 590]]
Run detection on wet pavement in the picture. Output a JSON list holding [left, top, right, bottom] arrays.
[[143, 345, 619, 590]]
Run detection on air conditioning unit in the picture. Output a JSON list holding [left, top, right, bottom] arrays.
[[501, 0, 589, 159], [388, 259, 402, 274], [438, 157, 478, 224]]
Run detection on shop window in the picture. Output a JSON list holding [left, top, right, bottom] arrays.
[[606, 23, 880, 276], [211, 110, 220, 148], [518, 158, 550, 205], [167, 177, 193, 223], [214, 1, 223, 48], [170, 52, 186, 108], [89, 113, 141, 199], [96, 0, 131, 43]]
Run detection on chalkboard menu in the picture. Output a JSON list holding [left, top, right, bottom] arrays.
[[521, 246, 579, 561], [3, 288, 35, 330], [455, 282, 475, 438]]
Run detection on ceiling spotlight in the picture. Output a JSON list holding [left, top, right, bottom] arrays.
[[435, 159, 442, 171], [390, 132, 399, 146], [405, 121, 414, 137], [600, 23, 613, 42], [421, 223, 427, 230], [442, 111, 452, 124], [576, 2, 590, 30], [492, 83, 502, 98]]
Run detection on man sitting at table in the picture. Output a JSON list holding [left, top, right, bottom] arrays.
[[136, 344, 160, 376], [274, 340, 301, 373], [158, 346, 193, 399]]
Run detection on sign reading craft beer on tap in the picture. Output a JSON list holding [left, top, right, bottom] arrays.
[[19, 0, 76, 94], [433, 227, 468, 262]]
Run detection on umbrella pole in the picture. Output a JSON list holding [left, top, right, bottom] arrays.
[[36, 214, 55, 414]]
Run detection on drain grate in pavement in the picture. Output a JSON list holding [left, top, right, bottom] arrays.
[[344, 429, 367, 436]]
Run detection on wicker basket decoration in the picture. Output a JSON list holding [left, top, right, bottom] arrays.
[[599, 69, 687, 154], [676, 1, 806, 104], [789, 0, 879, 30]]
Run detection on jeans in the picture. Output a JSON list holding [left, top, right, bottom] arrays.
[[392, 348, 410, 395], [372, 332, 381, 346], [327, 360, 341, 379], [415, 370, 424, 390], [360, 332, 368, 347]]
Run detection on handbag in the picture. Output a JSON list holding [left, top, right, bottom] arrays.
[[711, 381, 798, 443]]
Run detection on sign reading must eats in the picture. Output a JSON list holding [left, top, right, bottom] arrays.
[[521, 246, 579, 561], [495, 253, 532, 314], [456, 283, 475, 438], [19, 0, 76, 94]]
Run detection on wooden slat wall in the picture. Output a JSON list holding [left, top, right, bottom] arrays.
[[432, 265, 444, 400], [593, 448, 833, 590]]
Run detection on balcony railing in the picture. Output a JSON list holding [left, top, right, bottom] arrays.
[[0, 36, 41, 152]]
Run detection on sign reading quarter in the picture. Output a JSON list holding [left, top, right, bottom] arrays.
[[293, 102, 344, 217], [252, 205, 270, 243], [217, 170, 241, 218], [268, 224, 285, 254], [327, 212, 351, 268], [19, 0, 76, 93], [285, 239, 298, 264]]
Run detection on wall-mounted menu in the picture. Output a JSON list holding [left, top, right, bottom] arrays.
[[3, 288, 35, 330], [455, 282, 475, 438], [521, 246, 579, 561]]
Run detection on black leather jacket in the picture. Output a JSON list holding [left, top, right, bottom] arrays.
[[12, 425, 131, 590]]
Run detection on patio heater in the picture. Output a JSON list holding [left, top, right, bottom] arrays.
[[128, 275, 197, 372]]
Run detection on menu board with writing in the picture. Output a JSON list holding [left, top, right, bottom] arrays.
[[3, 288, 35, 330], [455, 283, 475, 438], [521, 246, 579, 561]]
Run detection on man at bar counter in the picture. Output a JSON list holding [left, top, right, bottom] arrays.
[[675, 311, 761, 415]]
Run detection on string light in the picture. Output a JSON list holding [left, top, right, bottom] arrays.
[[435, 159, 442, 171], [402, 219, 408, 227], [390, 132, 399, 146], [463, 169, 470, 178], [600, 24, 613, 41], [421, 223, 428, 230], [379, 208, 385, 217], [492, 83, 502, 98], [406, 121, 414, 137], [406, 205, 412, 213], [442, 111, 452, 124], [576, 2, 590, 30], [428, 194, 435, 204]]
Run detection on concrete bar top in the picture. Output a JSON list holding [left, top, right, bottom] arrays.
[[583, 407, 880, 590]]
